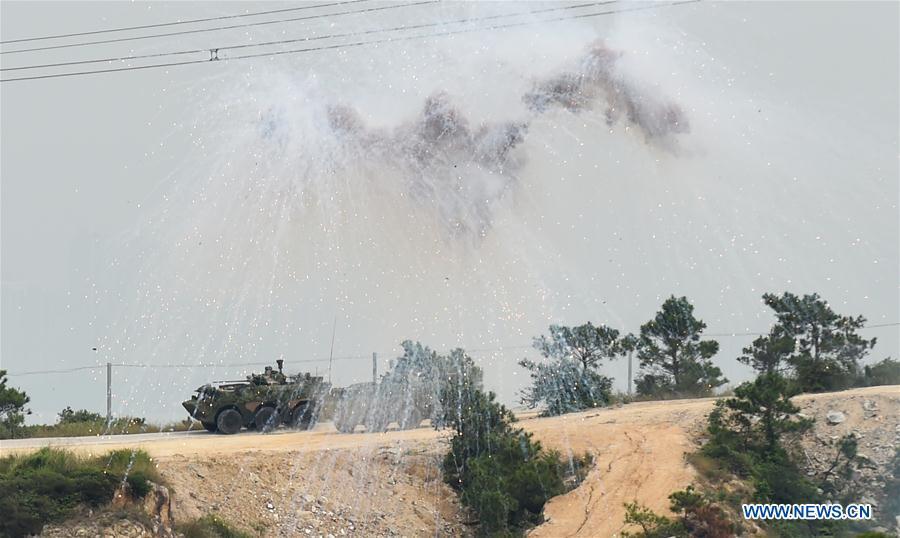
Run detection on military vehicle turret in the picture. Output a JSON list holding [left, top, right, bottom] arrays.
[[182, 360, 331, 434]]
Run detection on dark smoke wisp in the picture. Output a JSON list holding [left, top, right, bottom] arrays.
[[263, 44, 689, 239], [524, 43, 690, 141]]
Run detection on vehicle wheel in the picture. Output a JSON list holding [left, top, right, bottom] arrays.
[[399, 410, 423, 430], [334, 415, 356, 433], [367, 416, 390, 433], [291, 403, 316, 430], [201, 421, 217, 433], [216, 408, 243, 435], [254, 406, 278, 433]]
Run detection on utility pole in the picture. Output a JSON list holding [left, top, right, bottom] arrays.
[[372, 352, 377, 383], [328, 317, 337, 383], [106, 362, 112, 423], [627, 350, 633, 396]]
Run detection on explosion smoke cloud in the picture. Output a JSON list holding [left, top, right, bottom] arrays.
[[525, 43, 689, 141], [259, 42, 689, 239]]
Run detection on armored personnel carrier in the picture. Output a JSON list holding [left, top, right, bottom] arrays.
[[182, 360, 331, 434], [334, 383, 433, 433], [331, 343, 481, 433], [333, 377, 436, 433]]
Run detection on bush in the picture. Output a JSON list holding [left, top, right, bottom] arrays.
[[696, 371, 884, 536], [878, 449, 900, 529], [861, 358, 900, 387], [519, 357, 612, 415], [391, 343, 484, 429], [0, 370, 30, 439], [622, 501, 686, 537], [442, 389, 580, 536], [519, 323, 624, 415], [458, 434, 567, 533], [0, 448, 161, 537], [57, 407, 104, 424], [622, 486, 733, 538], [178, 514, 251, 538], [701, 372, 816, 503], [17, 416, 196, 439]]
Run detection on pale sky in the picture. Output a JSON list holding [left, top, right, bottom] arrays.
[[2, 1, 898, 424]]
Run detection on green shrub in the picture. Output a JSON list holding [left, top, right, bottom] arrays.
[[701, 372, 817, 505], [861, 358, 900, 387], [441, 389, 578, 536], [17, 416, 197, 439], [519, 357, 613, 415], [57, 407, 104, 424], [0, 448, 161, 538], [878, 449, 900, 529], [0, 370, 30, 439], [519, 323, 624, 415], [695, 368, 890, 536], [622, 501, 686, 538], [622, 486, 733, 538], [178, 514, 252, 538]]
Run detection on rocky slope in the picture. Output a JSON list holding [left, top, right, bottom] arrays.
[[795, 389, 899, 531]]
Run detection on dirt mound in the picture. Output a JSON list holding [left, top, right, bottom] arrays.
[[160, 444, 467, 537], [525, 385, 899, 537]]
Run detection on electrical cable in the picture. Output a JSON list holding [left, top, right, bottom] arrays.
[[1, 2, 611, 73], [0, 1, 699, 83], [0, 0, 370, 45], [6, 321, 896, 377], [1, 1, 438, 55]]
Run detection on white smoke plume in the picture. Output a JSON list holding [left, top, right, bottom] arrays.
[[257, 42, 689, 240]]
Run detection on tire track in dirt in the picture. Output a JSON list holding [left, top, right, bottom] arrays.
[[525, 406, 701, 538]]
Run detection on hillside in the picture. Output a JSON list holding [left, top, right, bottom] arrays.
[[8, 385, 898, 537]]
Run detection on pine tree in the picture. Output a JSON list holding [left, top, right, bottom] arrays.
[[635, 296, 725, 397], [0, 370, 30, 439], [520, 322, 621, 414], [763, 292, 875, 392], [737, 330, 795, 375], [531, 323, 622, 372]]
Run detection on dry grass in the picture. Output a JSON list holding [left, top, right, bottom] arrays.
[[17, 418, 199, 439]]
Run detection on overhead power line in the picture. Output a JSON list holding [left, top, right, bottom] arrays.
[[5, 365, 103, 376], [0, 0, 438, 55], [2, 2, 611, 73], [862, 322, 900, 329], [6, 320, 897, 377], [0, 0, 369, 45], [0, 1, 699, 83], [5, 355, 377, 377]]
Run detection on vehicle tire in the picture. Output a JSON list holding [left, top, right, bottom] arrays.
[[254, 406, 278, 433], [367, 416, 390, 433], [291, 402, 316, 430], [216, 408, 243, 435], [334, 415, 356, 433], [201, 421, 217, 433], [399, 410, 423, 430]]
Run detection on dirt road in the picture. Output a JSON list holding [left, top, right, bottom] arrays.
[[4, 385, 897, 537]]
